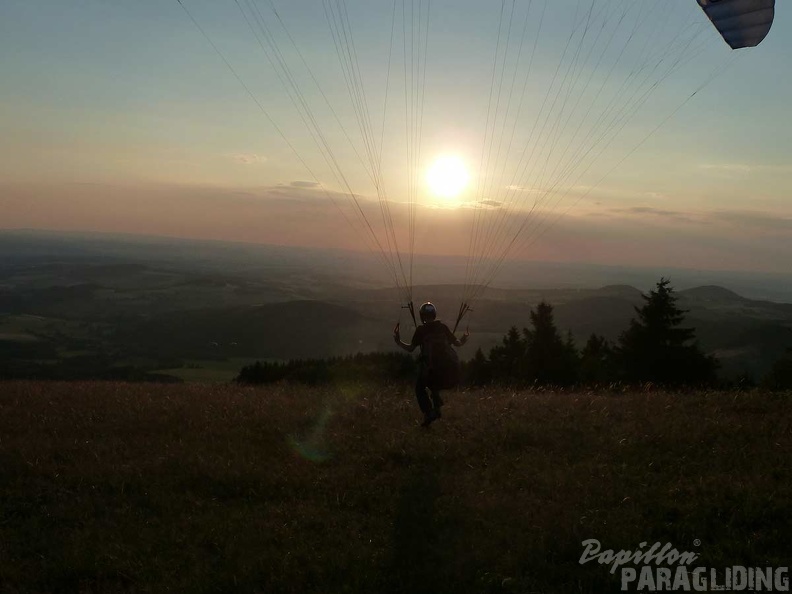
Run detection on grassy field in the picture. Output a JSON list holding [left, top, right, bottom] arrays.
[[1, 381, 790, 593], [156, 358, 258, 383]]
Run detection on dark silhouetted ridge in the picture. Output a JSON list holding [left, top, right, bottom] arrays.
[[680, 285, 745, 303]]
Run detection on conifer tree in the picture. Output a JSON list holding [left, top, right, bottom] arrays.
[[486, 302, 580, 385], [616, 278, 716, 385], [522, 301, 579, 385], [763, 348, 792, 390], [465, 347, 492, 386], [580, 333, 613, 384], [488, 326, 526, 382]]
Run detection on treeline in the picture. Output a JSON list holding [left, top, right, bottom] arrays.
[[466, 278, 718, 387], [473, 278, 791, 389], [238, 278, 792, 390]]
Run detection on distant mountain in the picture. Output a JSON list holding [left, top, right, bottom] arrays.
[[2, 229, 791, 382], [679, 285, 745, 303], [554, 296, 639, 342], [3, 229, 792, 301], [595, 285, 645, 299]]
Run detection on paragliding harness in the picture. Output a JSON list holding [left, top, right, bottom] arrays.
[[420, 324, 461, 391], [402, 301, 472, 391]]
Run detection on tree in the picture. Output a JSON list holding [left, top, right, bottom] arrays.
[[580, 333, 614, 384], [488, 326, 526, 382], [763, 348, 792, 391], [464, 347, 492, 386], [522, 301, 579, 385], [486, 302, 579, 385], [616, 278, 717, 385]]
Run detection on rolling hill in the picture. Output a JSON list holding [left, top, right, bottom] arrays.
[[1, 230, 791, 381]]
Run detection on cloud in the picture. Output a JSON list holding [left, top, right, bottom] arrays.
[[6, 179, 791, 276], [708, 210, 792, 233], [479, 200, 502, 208], [289, 180, 321, 189], [608, 205, 697, 223], [264, 183, 379, 211], [232, 153, 268, 165], [594, 203, 792, 238], [505, 185, 541, 193]]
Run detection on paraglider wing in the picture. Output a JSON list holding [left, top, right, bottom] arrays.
[[697, 0, 775, 49]]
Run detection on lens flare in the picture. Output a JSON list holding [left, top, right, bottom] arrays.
[[289, 406, 333, 463]]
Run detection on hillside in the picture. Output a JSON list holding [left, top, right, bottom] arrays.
[[2, 231, 792, 381], [3, 276, 791, 381], [1, 381, 789, 593], [117, 300, 392, 360]]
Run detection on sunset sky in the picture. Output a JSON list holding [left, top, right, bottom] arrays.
[[2, 1, 791, 283]]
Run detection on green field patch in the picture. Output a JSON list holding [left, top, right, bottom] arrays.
[[159, 357, 273, 382], [0, 314, 58, 333], [0, 332, 39, 342], [0, 314, 91, 341], [158, 366, 238, 382]]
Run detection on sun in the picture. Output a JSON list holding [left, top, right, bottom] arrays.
[[426, 155, 470, 201]]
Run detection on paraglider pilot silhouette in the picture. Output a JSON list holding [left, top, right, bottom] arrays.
[[394, 302, 469, 426]]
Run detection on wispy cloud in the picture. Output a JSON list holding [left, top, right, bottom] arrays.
[[267, 183, 376, 210], [505, 185, 541, 193], [601, 204, 792, 235], [6, 181, 790, 274], [231, 153, 268, 165], [289, 180, 321, 189], [608, 205, 697, 223], [708, 210, 792, 233]]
